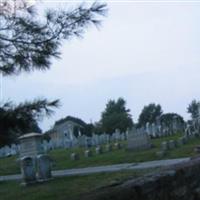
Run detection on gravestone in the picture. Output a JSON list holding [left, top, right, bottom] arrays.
[[4, 145, 11, 157], [169, 140, 176, 149], [92, 134, 100, 146], [127, 128, 151, 151], [156, 150, 166, 158], [77, 135, 86, 147], [20, 156, 37, 185], [151, 123, 156, 137], [145, 122, 151, 136], [161, 141, 169, 151], [95, 146, 103, 154], [19, 133, 43, 158], [105, 144, 112, 152], [37, 154, 52, 181], [177, 137, 185, 146], [86, 137, 92, 148], [85, 149, 92, 157], [42, 140, 49, 153], [114, 142, 122, 149], [70, 153, 80, 160], [0, 148, 4, 158]]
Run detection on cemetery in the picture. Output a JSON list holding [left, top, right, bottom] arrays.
[[1, 108, 200, 200], [1, 130, 200, 200], [1, 1, 200, 200]]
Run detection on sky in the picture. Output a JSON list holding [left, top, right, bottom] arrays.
[[3, 0, 200, 131]]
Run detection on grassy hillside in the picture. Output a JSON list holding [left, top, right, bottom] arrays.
[[0, 133, 200, 176]]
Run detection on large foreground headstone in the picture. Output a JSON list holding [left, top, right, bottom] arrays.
[[20, 156, 37, 185], [37, 154, 52, 181]]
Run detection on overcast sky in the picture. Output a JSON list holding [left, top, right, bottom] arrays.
[[3, 0, 200, 131]]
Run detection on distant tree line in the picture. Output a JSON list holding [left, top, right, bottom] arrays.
[[52, 97, 198, 137]]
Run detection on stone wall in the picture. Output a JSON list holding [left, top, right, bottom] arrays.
[[84, 157, 200, 200]]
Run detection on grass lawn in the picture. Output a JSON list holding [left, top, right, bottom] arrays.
[[0, 168, 159, 200], [1, 132, 200, 176]]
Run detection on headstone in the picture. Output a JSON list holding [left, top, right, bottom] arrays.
[[194, 146, 200, 153], [84, 149, 92, 157], [70, 153, 80, 160], [42, 140, 49, 153], [114, 142, 122, 149], [114, 129, 121, 141], [93, 134, 100, 146], [77, 135, 86, 147], [182, 136, 188, 144], [20, 156, 36, 185], [0, 148, 4, 158], [48, 140, 53, 150], [105, 144, 112, 152], [161, 141, 169, 151], [10, 144, 17, 155], [120, 133, 125, 141], [95, 146, 103, 154], [86, 137, 93, 148], [151, 123, 156, 138], [177, 138, 184, 146], [4, 145, 11, 157], [168, 140, 176, 149], [127, 128, 151, 151], [37, 154, 52, 181], [156, 151, 166, 158]]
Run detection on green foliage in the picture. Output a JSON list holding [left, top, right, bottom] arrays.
[[160, 113, 184, 126], [93, 122, 103, 135], [0, 99, 59, 146], [187, 99, 200, 119], [0, 2, 107, 75], [81, 123, 95, 137], [100, 98, 133, 134], [138, 103, 163, 127]]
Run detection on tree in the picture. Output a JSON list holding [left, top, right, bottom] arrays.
[[138, 103, 163, 127], [0, 1, 107, 146], [93, 121, 103, 135], [100, 98, 133, 134], [160, 113, 184, 127], [0, 99, 57, 146], [187, 99, 200, 119]]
